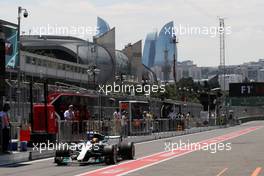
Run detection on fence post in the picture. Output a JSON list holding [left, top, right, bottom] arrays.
[[0, 31, 5, 152], [29, 82, 33, 131]]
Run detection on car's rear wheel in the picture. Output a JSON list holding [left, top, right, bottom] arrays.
[[119, 142, 135, 160], [104, 145, 117, 165]]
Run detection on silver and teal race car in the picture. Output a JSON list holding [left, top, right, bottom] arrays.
[[54, 132, 135, 165]]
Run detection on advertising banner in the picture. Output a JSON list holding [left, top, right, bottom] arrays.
[[0, 19, 18, 68], [3, 26, 18, 68]]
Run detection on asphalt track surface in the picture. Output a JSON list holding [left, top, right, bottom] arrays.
[[1, 121, 263, 176]]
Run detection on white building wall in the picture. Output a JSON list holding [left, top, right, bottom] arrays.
[[258, 69, 264, 82], [218, 74, 243, 91]]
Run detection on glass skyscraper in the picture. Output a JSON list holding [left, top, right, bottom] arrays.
[[96, 17, 110, 37], [142, 32, 157, 68], [154, 21, 176, 66], [142, 21, 177, 81], [142, 21, 177, 67]]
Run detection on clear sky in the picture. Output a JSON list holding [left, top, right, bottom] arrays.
[[1, 0, 263, 66]]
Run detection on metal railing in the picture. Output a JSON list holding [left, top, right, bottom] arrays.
[[57, 118, 191, 142]]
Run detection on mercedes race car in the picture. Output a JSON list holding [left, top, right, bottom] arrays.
[[54, 132, 135, 165]]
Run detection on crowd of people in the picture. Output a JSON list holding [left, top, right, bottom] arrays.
[[167, 108, 192, 129], [60, 104, 192, 138], [62, 104, 92, 121], [113, 109, 129, 137]]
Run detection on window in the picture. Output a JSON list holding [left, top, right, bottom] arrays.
[[42, 60, 47, 67], [25, 56, 31, 64], [75, 67, 79, 73], [58, 63, 62, 70], [31, 58, 36, 65], [37, 58, 41, 66]]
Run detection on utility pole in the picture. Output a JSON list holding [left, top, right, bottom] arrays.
[[162, 48, 169, 83], [17, 6, 28, 123], [0, 27, 5, 111], [219, 17, 226, 91], [17, 7, 22, 123], [219, 17, 227, 124], [172, 35, 178, 86]]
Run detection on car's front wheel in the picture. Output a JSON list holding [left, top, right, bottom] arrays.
[[54, 149, 70, 165], [104, 145, 117, 165]]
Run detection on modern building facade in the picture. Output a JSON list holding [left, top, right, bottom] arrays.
[[96, 17, 110, 37], [142, 21, 177, 82], [175, 60, 202, 81], [122, 41, 144, 83], [218, 74, 243, 91], [20, 35, 154, 85], [17, 16, 157, 86], [142, 32, 157, 68], [258, 69, 264, 82], [223, 59, 264, 82], [154, 21, 176, 66], [94, 27, 116, 79], [21, 35, 115, 84]]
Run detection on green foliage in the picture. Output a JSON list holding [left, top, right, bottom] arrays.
[[151, 77, 220, 103]]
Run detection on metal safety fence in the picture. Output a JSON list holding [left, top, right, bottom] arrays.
[[57, 119, 189, 142]]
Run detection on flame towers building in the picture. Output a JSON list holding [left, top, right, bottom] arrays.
[[142, 32, 157, 68], [154, 21, 176, 66], [142, 21, 177, 81], [96, 17, 111, 37]]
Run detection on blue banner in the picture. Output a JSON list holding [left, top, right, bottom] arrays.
[[2, 25, 18, 68]]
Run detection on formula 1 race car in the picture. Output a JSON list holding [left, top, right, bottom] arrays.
[[54, 132, 135, 165]]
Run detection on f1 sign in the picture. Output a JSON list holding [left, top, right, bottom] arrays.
[[229, 83, 264, 97]]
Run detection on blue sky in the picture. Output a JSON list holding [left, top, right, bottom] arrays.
[[1, 0, 264, 66]]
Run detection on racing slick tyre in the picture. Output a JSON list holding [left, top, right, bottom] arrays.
[[104, 145, 118, 165], [54, 149, 70, 165], [119, 142, 135, 160]]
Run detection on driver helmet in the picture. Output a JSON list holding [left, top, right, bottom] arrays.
[[91, 137, 99, 143]]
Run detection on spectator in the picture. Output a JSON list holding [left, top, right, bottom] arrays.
[[146, 111, 153, 120], [113, 109, 121, 120], [113, 109, 121, 135], [121, 110, 128, 138], [75, 110, 80, 121], [0, 103, 11, 153], [143, 111, 147, 119], [146, 111, 153, 132], [64, 105, 75, 121], [186, 112, 190, 129], [168, 110, 177, 119]]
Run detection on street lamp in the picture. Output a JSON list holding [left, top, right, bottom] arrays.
[[115, 74, 126, 85], [17, 6, 28, 123], [171, 35, 178, 85], [0, 28, 5, 110], [87, 65, 101, 132], [87, 65, 100, 90]]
